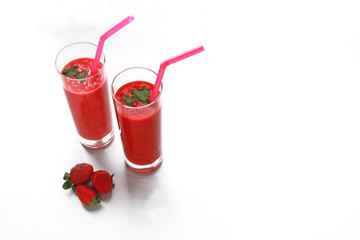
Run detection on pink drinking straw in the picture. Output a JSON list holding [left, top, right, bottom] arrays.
[[91, 16, 135, 74], [149, 46, 205, 102]]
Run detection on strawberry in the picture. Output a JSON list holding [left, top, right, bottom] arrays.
[[91, 170, 114, 194], [62, 163, 93, 191], [76, 184, 101, 206], [70, 163, 93, 184]]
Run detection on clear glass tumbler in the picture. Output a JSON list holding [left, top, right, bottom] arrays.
[[55, 42, 114, 149], [111, 67, 163, 173]]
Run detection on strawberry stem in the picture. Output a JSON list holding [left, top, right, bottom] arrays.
[[62, 172, 75, 190], [88, 195, 101, 206]]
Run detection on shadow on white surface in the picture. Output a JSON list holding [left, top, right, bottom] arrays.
[[123, 164, 160, 206], [82, 202, 103, 212], [82, 140, 117, 170]]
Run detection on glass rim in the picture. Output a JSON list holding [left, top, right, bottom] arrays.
[[111, 67, 163, 109], [55, 41, 106, 82]]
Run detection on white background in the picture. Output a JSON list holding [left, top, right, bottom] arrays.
[[1, 0, 360, 239]]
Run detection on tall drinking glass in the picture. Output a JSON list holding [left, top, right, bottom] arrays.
[[55, 42, 114, 149], [111, 67, 163, 174]]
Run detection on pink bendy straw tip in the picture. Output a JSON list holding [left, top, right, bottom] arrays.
[[149, 46, 205, 102], [91, 16, 135, 74]]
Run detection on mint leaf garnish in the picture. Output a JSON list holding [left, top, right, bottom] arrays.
[[75, 69, 88, 79], [133, 86, 150, 104], [62, 65, 88, 80], [122, 86, 151, 106], [123, 95, 136, 106], [62, 65, 78, 77], [66, 71, 78, 77]]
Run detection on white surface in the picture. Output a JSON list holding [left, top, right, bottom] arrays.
[[1, 0, 360, 239]]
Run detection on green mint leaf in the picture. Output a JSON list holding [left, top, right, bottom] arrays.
[[75, 69, 88, 79], [62, 65, 78, 74], [133, 86, 150, 104], [62, 65, 78, 77], [123, 95, 136, 106], [66, 70, 78, 77]]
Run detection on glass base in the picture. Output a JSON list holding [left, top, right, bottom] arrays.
[[79, 129, 115, 149], [125, 155, 163, 174]]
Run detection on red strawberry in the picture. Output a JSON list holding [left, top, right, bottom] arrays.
[[69, 163, 93, 185], [76, 184, 101, 206], [91, 170, 114, 194]]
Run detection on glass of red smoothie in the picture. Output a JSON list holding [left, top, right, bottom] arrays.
[[111, 67, 163, 174], [55, 42, 114, 149]]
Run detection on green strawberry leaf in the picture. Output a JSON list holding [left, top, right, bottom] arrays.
[[123, 95, 136, 106], [111, 173, 115, 189], [62, 180, 72, 190], [88, 195, 101, 206], [71, 184, 77, 193], [63, 172, 70, 181]]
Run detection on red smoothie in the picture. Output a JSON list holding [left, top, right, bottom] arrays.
[[61, 58, 113, 141], [113, 81, 162, 170]]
